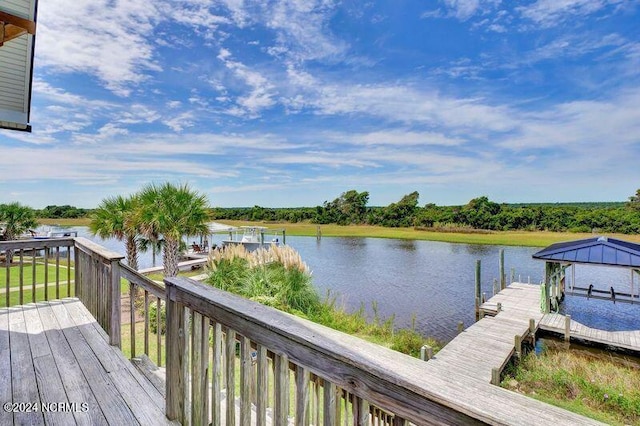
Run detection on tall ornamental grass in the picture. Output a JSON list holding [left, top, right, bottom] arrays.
[[205, 244, 438, 357]]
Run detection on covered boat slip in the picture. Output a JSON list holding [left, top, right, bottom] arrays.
[[0, 0, 37, 132], [533, 236, 640, 310]]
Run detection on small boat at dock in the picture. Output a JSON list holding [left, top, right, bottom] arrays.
[[222, 226, 283, 252]]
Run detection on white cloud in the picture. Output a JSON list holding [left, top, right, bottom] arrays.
[[36, 0, 163, 96], [217, 48, 276, 116], [517, 0, 629, 27]]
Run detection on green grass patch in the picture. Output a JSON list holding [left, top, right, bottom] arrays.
[[502, 344, 640, 425], [218, 220, 640, 248], [38, 217, 640, 247]]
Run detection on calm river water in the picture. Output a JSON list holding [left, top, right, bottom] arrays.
[[65, 226, 640, 342]]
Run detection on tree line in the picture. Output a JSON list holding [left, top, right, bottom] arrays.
[[211, 189, 640, 234], [5, 188, 640, 235]]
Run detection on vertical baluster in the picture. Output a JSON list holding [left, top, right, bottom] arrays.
[[144, 290, 149, 355], [225, 328, 236, 426], [295, 365, 309, 426], [66, 245, 71, 297], [343, 391, 349, 426], [18, 249, 24, 305], [274, 354, 290, 426], [5, 252, 10, 307], [353, 396, 369, 426], [335, 388, 342, 426], [31, 249, 36, 303], [211, 322, 222, 426], [240, 336, 252, 426], [192, 311, 208, 426], [256, 345, 267, 426], [156, 297, 162, 366], [314, 376, 320, 426], [165, 288, 187, 424], [129, 282, 136, 357], [323, 380, 336, 426], [44, 247, 49, 301], [55, 246, 60, 299]]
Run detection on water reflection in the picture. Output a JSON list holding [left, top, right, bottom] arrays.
[[60, 226, 639, 342]]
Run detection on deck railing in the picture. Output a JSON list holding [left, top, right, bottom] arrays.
[[164, 276, 480, 426], [0, 237, 75, 307], [0, 237, 125, 346], [2, 237, 482, 425]]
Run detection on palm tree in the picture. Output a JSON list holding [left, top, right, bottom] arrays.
[[0, 202, 38, 263], [137, 183, 210, 277], [89, 195, 140, 270]]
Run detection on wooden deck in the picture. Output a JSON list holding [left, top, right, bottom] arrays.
[[0, 298, 175, 425], [540, 312, 640, 352]]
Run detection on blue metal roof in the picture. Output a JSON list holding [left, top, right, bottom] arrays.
[[532, 236, 640, 268]]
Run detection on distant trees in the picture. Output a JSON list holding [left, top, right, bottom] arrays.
[[211, 188, 640, 235], [316, 190, 369, 225], [371, 191, 420, 227], [629, 189, 640, 211], [37, 205, 90, 218]]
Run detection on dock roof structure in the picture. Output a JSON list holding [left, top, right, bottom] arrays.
[[0, 0, 38, 132], [533, 236, 640, 268]]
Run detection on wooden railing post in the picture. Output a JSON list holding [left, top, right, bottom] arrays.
[[165, 281, 187, 424], [109, 260, 121, 347]]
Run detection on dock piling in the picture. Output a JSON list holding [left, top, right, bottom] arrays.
[[491, 368, 500, 385], [420, 345, 433, 361], [564, 315, 571, 342], [457, 321, 464, 334], [475, 260, 481, 320], [499, 249, 505, 290]]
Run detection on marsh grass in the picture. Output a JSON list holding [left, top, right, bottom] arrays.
[[204, 245, 439, 357], [503, 344, 640, 425]]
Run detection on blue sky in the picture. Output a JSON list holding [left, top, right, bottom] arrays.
[[1, 0, 639, 208]]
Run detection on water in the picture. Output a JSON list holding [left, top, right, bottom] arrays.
[[62, 226, 640, 342]]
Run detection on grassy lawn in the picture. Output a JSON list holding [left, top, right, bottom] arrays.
[[209, 220, 640, 248], [0, 262, 70, 288], [38, 217, 640, 247], [502, 344, 640, 425]]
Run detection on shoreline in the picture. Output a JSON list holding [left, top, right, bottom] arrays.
[[39, 218, 640, 248]]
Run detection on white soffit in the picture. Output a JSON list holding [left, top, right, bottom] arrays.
[[0, 0, 37, 132]]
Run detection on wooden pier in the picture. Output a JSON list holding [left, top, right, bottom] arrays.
[[429, 283, 545, 383], [540, 313, 640, 352]]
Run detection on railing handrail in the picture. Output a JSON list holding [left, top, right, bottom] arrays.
[[0, 237, 75, 251], [73, 236, 125, 262], [164, 276, 480, 425], [120, 262, 165, 300]]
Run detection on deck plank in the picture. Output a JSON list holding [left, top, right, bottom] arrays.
[[0, 309, 12, 426], [62, 299, 167, 411], [23, 304, 77, 426], [48, 301, 141, 425], [61, 299, 172, 423], [8, 306, 45, 425], [36, 302, 109, 426]]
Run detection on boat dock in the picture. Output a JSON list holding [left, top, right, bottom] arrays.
[[428, 283, 544, 383], [433, 282, 640, 386]]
